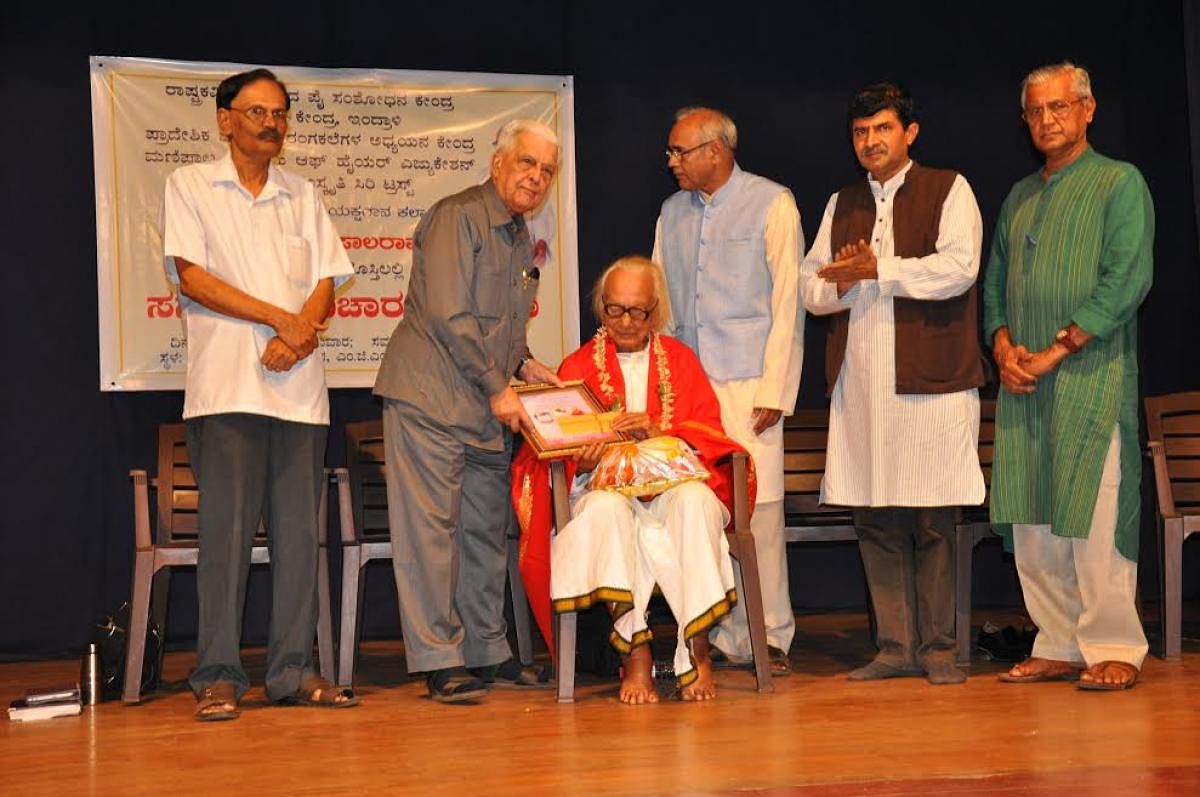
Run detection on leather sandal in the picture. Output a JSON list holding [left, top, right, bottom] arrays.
[[278, 675, 359, 708], [427, 667, 488, 703], [710, 646, 792, 676], [469, 658, 552, 688], [195, 682, 240, 721]]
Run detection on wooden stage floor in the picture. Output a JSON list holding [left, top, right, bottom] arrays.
[[3, 611, 1198, 796]]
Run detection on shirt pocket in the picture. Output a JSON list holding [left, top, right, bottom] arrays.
[[284, 234, 314, 293], [474, 257, 509, 322]]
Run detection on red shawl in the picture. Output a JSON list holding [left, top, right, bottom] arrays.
[[510, 331, 756, 655]]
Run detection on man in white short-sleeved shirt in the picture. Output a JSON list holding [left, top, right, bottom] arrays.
[[162, 68, 355, 721]]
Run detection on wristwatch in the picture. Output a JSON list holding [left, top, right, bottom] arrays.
[[516, 355, 531, 377], [1054, 326, 1082, 354]]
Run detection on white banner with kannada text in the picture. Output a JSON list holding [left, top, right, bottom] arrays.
[[91, 55, 578, 390]]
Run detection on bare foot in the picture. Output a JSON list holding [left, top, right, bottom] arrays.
[[619, 645, 659, 705], [997, 656, 1082, 683], [680, 635, 716, 701]]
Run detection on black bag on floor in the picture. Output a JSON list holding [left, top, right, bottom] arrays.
[[94, 601, 164, 699]]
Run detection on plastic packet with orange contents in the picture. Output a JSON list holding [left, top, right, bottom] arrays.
[[586, 435, 710, 498]]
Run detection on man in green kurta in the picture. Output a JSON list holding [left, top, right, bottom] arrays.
[[982, 61, 1153, 691]]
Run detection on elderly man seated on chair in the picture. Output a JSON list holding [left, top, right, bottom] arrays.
[[513, 256, 753, 704]]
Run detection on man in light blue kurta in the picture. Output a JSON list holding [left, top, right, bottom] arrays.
[[653, 107, 804, 676], [982, 62, 1153, 691]]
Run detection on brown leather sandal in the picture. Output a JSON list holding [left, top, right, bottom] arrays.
[[278, 675, 359, 708], [195, 682, 240, 721]]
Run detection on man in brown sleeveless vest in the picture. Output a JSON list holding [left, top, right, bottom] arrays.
[[800, 83, 986, 685]]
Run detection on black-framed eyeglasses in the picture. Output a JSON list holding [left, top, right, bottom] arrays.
[[602, 300, 658, 322], [1020, 97, 1087, 123], [229, 105, 290, 125], [665, 139, 713, 161]]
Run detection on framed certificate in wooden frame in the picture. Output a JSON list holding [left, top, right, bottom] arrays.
[[513, 380, 626, 459]]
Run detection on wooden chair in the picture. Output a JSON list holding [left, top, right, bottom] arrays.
[[123, 424, 335, 703], [781, 403, 997, 666], [1144, 391, 1200, 660], [333, 419, 533, 687], [552, 451, 772, 702]]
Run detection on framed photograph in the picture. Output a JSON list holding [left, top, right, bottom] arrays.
[[514, 380, 627, 459]]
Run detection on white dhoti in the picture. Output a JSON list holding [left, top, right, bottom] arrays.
[[1012, 426, 1148, 669], [550, 479, 736, 684]]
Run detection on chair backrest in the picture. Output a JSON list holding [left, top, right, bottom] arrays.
[[154, 422, 281, 545], [1144, 391, 1200, 519], [344, 419, 390, 541], [154, 424, 198, 543], [782, 409, 853, 525]]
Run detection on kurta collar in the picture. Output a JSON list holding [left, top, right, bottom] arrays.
[[868, 158, 915, 198], [1044, 145, 1096, 183], [697, 163, 745, 207], [210, 152, 292, 202]]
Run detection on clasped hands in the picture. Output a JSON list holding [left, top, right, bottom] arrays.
[[574, 412, 660, 474], [261, 312, 328, 372], [816, 239, 878, 296], [993, 327, 1068, 394]]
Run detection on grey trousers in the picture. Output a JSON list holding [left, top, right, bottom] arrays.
[[853, 506, 958, 667], [382, 398, 513, 673], [185, 413, 326, 701]]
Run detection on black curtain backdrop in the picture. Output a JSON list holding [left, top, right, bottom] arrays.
[[2, 1, 1197, 658]]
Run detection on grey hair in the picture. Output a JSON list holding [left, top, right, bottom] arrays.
[[1020, 61, 1093, 108], [674, 106, 738, 151], [591, 255, 672, 333], [494, 118, 559, 153]]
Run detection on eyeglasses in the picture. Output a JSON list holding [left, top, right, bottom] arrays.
[[665, 139, 713, 161], [1021, 97, 1087, 124], [602, 300, 658, 323], [229, 105, 290, 125]]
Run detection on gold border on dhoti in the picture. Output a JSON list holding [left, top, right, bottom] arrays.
[[551, 586, 633, 615]]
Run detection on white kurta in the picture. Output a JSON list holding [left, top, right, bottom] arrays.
[[800, 161, 985, 507], [551, 345, 736, 683]]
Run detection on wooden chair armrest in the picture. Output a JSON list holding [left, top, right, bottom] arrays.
[[549, 460, 572, 530], [730, 451, 750, 533], [332, 467, 358, 544], [129, 469, 153, 551], [1147, 441, 1179, 519]]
